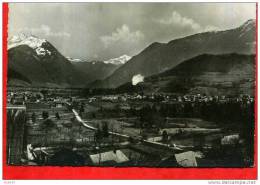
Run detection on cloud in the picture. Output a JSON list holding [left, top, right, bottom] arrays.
[[158, 11, 201, 31], [203, 25, 220, 32], [157, 11, 219, 32], [132, 74, 144, 86], [100, 24, 144, 48], [18, 24, 71, 38]]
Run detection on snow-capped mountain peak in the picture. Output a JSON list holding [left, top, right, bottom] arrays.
[[104, 54, 132, 65], [239, 19, 255, 37], [66, 57, 84, 63], [241, 19, 255, 28], [8, 33, 51, 56]]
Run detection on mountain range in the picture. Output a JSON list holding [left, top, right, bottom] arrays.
[[91, 19, 255, 89], [68, 55, 131, 84], [117, 53, 255, 96], [8, 35, 86, 87], [7, 19, 256, 95], [7, 34, 131, 87], [71, 61, 121, 84]]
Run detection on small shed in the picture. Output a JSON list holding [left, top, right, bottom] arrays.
[[175, 151, 198, 167], [221, 134, 239, 145], [89, 150, 129, 165]]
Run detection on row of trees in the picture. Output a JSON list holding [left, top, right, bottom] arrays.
[[89, 99, 254, 132], [94, 122, 109, 142]]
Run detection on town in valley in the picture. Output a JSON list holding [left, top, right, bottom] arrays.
[[6, 3, 256, 167]]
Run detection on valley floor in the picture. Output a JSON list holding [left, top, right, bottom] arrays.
[[6, 88, 255, 167]]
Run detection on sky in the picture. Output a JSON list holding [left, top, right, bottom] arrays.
[[8, 3, 256, 61]]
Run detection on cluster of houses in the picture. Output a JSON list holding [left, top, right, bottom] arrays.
[[86, 93, 254, 105], [6, 86, 251, 167], [7, 90, 72, 108]]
